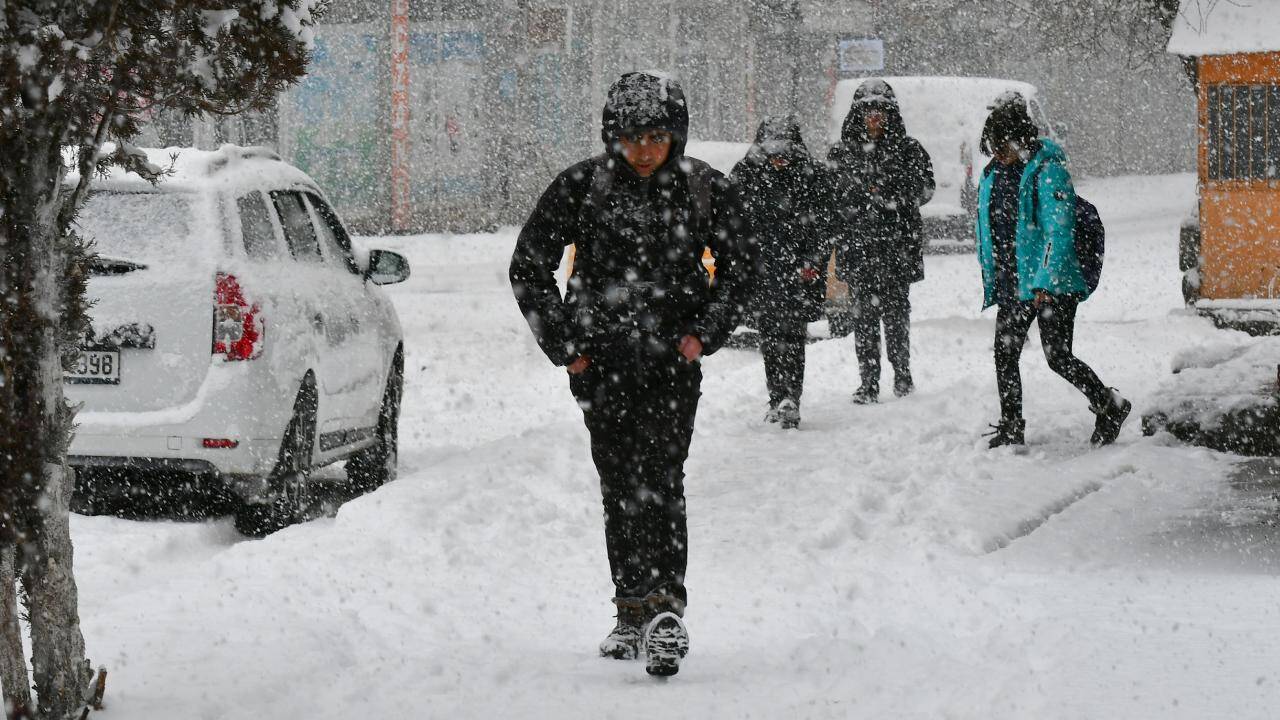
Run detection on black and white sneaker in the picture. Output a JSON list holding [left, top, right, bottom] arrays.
[[644, 612, 689, 677], [776, 399, 800, 430]]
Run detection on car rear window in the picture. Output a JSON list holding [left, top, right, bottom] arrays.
[[75, 191, 196, 263]]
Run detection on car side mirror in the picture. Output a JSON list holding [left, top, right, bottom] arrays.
[[365, 249, 410, 285]]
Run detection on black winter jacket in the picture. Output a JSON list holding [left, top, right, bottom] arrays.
[[510, 154, 754, 367], [827, 81, 935, 290], [731, 118, 835, 328]]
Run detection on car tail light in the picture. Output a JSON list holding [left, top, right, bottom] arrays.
[[212, 273, 262, 361], [202, 438, 240, 449]]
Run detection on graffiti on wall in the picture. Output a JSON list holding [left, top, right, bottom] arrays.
[[281, 25, 387, 223]]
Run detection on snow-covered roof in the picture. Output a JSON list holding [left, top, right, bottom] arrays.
[[67, 144, 319, 195], [1167, 0, 1280, 56]]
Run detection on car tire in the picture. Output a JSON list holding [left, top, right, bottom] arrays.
[[348, 353, 402, 494], [235, 378, 317, 537]]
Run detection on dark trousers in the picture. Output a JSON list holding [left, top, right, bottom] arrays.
[[851, 283, 911, 391], [994, 298, 1110, 421], [570, 351, 700, 611], [761, 319, 806, 407]]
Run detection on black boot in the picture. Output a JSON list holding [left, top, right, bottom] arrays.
[[1090, 390, 1132, 447], [852, 383, 878, 405], [985, 418, 1025, 449], [599, 598, 648, 660], [893, 374, 914, 398]]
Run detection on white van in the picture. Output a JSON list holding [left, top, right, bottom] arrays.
[[67, 145, 408, 535], [828, 76, 1058, 249]]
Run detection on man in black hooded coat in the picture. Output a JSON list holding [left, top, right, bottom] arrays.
[[827, 79, 935, 403], [731, 116, 834, 429], [509, 72, 754, 676]]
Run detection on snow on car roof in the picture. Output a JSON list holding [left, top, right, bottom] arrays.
[[685, 141, 751, 176], [1167, 0, 1280, 56], [67, 144, 319, 195], [828, 76, 1039, 147]]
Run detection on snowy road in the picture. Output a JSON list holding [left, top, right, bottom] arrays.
[[71, 173, 1280, 719]]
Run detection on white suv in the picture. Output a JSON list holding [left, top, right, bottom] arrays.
[[66, 145, 407, 536]]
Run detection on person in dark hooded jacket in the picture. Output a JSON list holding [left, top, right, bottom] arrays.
[[509, 71, 754, 677], [827, 79, 935, 404], [731, 116, 833, 429]]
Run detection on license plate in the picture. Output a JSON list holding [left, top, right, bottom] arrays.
[[65, 350, 121, 385]]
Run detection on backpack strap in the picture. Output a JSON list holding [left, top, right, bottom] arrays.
[[684, 159, 714, 236], [585, 155, 612, 224]]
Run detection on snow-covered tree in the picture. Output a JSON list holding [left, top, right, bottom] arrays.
[[0, 2, 320, 717]]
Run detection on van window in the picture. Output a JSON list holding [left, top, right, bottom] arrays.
[[1028, 99, 1050, 135], [237, 191, 279, 259], [271, 191, 322, 262], [305, 194, 359, 275]]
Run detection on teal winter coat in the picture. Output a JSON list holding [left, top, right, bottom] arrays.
[[975, 138, 1088, 309]]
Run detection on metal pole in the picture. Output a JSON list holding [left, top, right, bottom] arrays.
[[390, 0, 412, 232]]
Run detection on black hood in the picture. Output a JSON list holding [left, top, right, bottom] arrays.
[[601, 71, 690, 158], [754, 116, 809, 156], [839, 78, 907, 146]]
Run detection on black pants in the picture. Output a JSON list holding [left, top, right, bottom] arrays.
[[851, 283, 911, 391], [761, 318, 806, 407], [570, 350, 700, 611], [994, 298, 1110, 421]]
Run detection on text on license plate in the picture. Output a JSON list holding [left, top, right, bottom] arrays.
[[65, 350, 120, 384]]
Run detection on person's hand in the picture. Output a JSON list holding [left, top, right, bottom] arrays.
[[798, 267, 820, 282], [678, 335, 703, 363], [1033, 289, 1052, 308], [566, 355, 591, 375]]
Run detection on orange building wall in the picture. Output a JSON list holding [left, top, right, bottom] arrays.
[[1198, 53, 1280, 300]]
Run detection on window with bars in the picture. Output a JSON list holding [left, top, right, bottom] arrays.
[[1206, 84, 1280, 181]]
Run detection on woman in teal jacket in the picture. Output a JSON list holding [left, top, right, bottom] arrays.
[[974, 95, 1129, 448]]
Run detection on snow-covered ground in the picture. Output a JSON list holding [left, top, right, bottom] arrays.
[[71, 172, 1280, 719]]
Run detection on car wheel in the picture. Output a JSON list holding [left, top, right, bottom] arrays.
[[348, 356, 402, 494], [235, 378, 317, 537]]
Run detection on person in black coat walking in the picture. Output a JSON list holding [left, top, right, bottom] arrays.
[[731, 116, 833, 429], [509, 71, 754, 676], [827, 79, 935, 403]]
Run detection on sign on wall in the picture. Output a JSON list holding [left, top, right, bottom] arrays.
[[837, 37, 884, 73]]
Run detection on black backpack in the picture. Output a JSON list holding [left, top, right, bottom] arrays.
[[1032, 166, 1105, 296], [1073, 195, 1105, 295]]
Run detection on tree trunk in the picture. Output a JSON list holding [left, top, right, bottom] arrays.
[[0, 546, 33, 719], [18, 466, 90, 720], [0, 137, 93, 720]]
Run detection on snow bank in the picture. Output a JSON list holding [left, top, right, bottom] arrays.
[[1147, 335, 1280, 429]]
